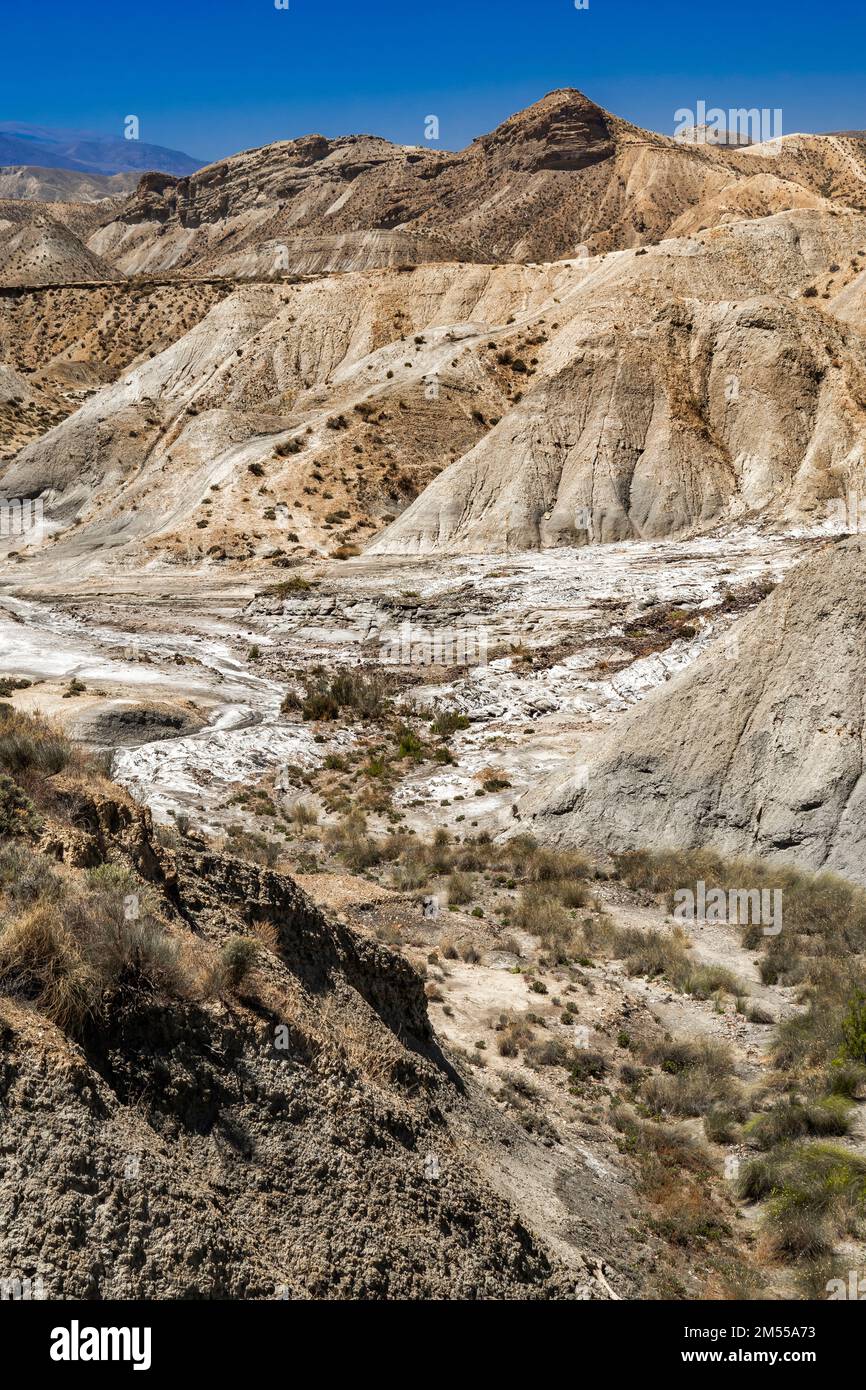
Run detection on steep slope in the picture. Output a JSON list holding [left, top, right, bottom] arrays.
[[522, 536, 866, 883], [9, 209, 866, 571], [0, 205, 122, 287], [0, 281, 233, 458], [0, 263, 569, 570], [371, 209, 866, 554], [457, 186, 866, 553]]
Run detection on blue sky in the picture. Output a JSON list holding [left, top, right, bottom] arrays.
[[5, 0, 866, 161]]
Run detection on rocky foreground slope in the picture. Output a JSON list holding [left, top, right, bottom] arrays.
[[523, 536, 866, 883], [0, 707, 613, 1299]]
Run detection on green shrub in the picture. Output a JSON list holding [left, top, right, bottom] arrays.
[[429, 709, 470, 738], [746, 1097, 852, 1150], [0, 775, 41, 836], [737, 1143, 866, 1255], [840, 988, 866, 1064], [570, 1049, 607, 1082]]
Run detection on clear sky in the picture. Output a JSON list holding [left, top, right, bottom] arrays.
[[4, 0, 866, 162]]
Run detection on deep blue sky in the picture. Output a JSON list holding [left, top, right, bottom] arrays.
[[5, 0, 866, 162]]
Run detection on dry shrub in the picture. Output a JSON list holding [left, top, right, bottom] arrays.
[[0, 860, 195, 1033]]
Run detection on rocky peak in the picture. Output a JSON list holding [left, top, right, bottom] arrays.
[[472, 88, 618, 172]]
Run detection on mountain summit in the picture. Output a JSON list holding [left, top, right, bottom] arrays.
[[470, 88, 632, 172]]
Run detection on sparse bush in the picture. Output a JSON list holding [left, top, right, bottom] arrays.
[[737, 1142, 866, 1256], [0, 862, 192, 1033], [840, 988, 866, 1064], [525, 1037, 571, 1069], [429, 709, 470, 738], [569, 1049, 607, 1082], [513, 893, 578, 961], [224, 826, 281, 868], [0, 705, 72, 776], [0, 841, 63, 904], [219, 935, 259, 989], [526, 847, 590, 883], [284, 668, 395, 723], [447, 870, 474, 906], [704, 1107, 742, 1144]]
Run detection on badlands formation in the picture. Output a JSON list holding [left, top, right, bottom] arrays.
[[2, 89, 866, 1301]]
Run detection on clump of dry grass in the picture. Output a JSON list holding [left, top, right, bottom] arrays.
[[608, 923, 743, 998], [0, 860, 199, 1034], [738, 1143, 866, 1257], [495, 1012, 535, 1057], [513, 893, 581, 962], [447, 870, 475, 906], [223, 825, 282, 868], [745, 1096, 852, 1150], [218, 935, 260, 989], [0, 703, 73, 779]]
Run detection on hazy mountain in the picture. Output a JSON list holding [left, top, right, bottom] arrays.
[[0, 122, 203, 176]]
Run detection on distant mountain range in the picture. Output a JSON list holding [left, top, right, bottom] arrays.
[[0, 123, 204, 176]]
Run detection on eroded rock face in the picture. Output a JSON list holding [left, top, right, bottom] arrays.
[[471, 89, 617, 173], [523, 537, 866, 882], [371, 212, 866, 554], [82, 88, 866, 278]]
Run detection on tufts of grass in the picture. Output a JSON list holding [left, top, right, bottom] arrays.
[[745, 1097, 852, 1151], [0, 704, 72, 778], [218, 935, 259, 990], [738, 1143, 866, 1256], [282, 667, 395, 723], [0, 862, 194, 1034]]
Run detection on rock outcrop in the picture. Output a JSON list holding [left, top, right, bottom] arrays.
[[523, 537, 866, 883]]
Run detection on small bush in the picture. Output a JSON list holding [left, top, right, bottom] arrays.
[[570, 1049, 607, 1082], [287, 668, 395, 723], [840, 988, 866, 1064], [447, 870, 475, 906], [219, 936, 259, 989], [746, 1097, 852, 1150], [0, 775, 41, 837], [737, 1142, 866, 1255], [0, 706, 72, 776]]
